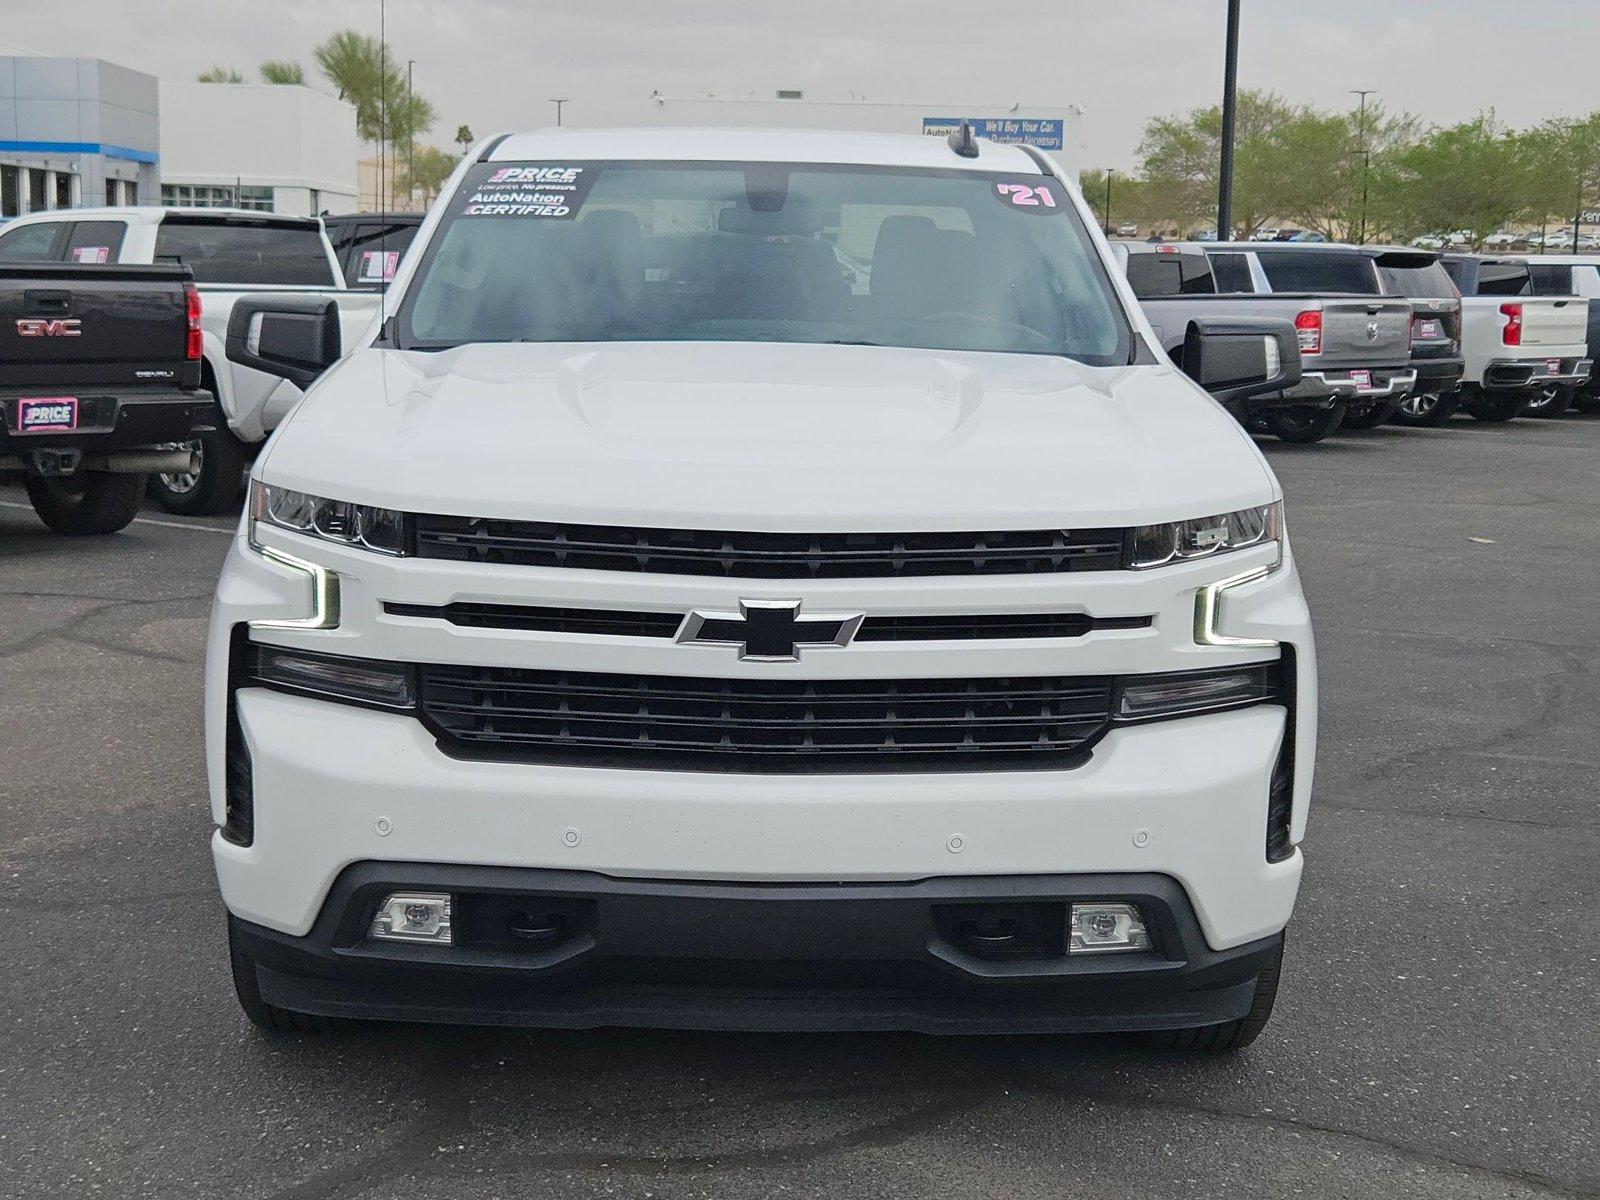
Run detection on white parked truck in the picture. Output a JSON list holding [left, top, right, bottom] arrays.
[[208, 127, 1316, 1050], [1436, 254, 1591, 422], [0, 208, 382, 513]]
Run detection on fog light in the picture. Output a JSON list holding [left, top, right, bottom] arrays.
[[369, 893, 453, 944], [1069, 902, 1150, 954]]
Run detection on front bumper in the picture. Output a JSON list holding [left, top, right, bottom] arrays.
[[231, 866, 1285, 1034], [208, 525, 1317, 964]]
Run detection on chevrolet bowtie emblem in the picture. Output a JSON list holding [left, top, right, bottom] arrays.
[[677, 600, 865, 661]]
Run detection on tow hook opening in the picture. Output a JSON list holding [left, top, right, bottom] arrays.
[[934, 902, 1067, 961]]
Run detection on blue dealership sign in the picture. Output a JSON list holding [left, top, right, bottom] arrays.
[[922, 117, 1064, 151]]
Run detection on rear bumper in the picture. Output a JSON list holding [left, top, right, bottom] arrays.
[[0, 386, 212, 454], [232, 865, 1286, 1034], [1482, 357, 1593, 390], [1299, 366, 1417, 400], [1411, 354, 1465, 392]]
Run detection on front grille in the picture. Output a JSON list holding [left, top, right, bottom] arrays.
[[412, 516, 1129, 578], [384, 601, 1153, 643], [419, 665, 1115, 771]]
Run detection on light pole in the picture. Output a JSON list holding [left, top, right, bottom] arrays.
[[1217, 0, 1241, 242], [550, 98, 568, 127], [1104, 168, 1114, 234], [1350, 89, 1376, 244], [406, 60, 415, 204]]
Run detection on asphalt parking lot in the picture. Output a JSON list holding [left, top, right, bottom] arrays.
[[1, 414, 1597, 1200]]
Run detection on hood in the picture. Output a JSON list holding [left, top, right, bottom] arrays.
[[262, 341, 1278, 530]]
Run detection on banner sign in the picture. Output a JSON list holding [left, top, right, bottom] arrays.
[[921, 117, 1065, 151]]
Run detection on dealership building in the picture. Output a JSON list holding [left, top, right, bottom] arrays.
[[0, 55, 159, 215], [1, 51, 358, 219]]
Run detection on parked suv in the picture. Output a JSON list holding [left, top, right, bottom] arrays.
[[210, 129, 1316, 1050], [1374, 254, 1466, 428]]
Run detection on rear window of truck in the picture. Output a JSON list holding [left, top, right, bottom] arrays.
[[154, 217, 335, 286], [1123, 250, 1215, 297], [1208, 252, 1254, 293], [1526, 263, 1574, 295], [1258, 251, 1378, 294], [1377, 262, 1456, 298], [1472, 263, 1531, 296]]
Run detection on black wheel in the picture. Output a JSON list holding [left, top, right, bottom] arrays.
[[1524, 384, 1572, 417], [1337, 399, 1399, 431], [1467, 390, 1532, 423], [25, 472, 145, 535], [1391, 390, 1461, 427], [148, 427, 246, 516], [1141, 937, 1284, 1053], [1573, 390, 1600, 414], [1262, 403, 1346, 444], [228, 916, 352, 1035]]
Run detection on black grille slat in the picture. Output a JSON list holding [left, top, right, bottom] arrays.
[[419, 665, 1115, 771], [413, 516, 1128, 579], [385, 601, 1152, 644]]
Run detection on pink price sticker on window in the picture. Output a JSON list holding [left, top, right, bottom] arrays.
[[358, 250, 400, 283], [992, 181, 1065, 213], [17, 397, 79, 432], [70, 246, 109, 264]]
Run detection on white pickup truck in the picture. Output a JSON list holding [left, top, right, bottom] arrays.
[[207, 127, 1316, 1051], [0, 208, 381, 512], [1436, 254, 1591, 422]]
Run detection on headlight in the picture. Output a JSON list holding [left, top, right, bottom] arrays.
[[1129, 502, 1281, 569], [249, 480, 407, 556]]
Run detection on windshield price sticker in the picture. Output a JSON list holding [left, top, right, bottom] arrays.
[[460, 163, 599, 219], [992, 179, 1066, 214], [70, 246, 110, 263], [359, 250, 400, 282]]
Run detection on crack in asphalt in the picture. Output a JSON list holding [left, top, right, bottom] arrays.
[[0, 591, 211, 664], [263, 1088, 985, 1199], [1022, 1080, 1600, 1200]]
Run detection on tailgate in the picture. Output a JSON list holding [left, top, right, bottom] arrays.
[[1518, 298, 1588, 348], [0, 265, 191, 388], [1318, 301, 1413, 364]]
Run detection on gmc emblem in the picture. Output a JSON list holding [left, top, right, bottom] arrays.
[[16, 318, 81, 337]]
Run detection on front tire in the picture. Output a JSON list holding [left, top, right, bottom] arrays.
[[1391, 390, 1461, 427], [1467, 390, 1533, 423], [1524, 384, 1572, 417], [1141, 937, 1284, 1053], [148, 427, 246, 516], [25, 472, 145, 535], [228, 917, 351, 1036], [1262, 403, 1346, 444]]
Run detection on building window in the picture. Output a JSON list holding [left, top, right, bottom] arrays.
[[2, 166, 18, 217], [28, 169, 46, 212], [54, 172, 74, 208], [160, 183, 275, 212]]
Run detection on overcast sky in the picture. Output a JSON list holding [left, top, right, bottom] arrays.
[[7, 0, 1600, 170]]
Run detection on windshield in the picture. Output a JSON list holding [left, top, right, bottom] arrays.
[[398, 160, 1131, 364]]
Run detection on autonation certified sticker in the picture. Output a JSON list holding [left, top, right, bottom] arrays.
[[460, 163, 599, 219]]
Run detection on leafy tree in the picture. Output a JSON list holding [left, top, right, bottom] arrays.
[[197, 66, 244, 83], [455, 125, 475, 154], [1377, 116, 1532, 249], [395, 144, 458, 201], [260, 61, 305, 85], [384, 89, 437, 152], [1523, 113, 1600, 239], [314, 30, 434, 148]]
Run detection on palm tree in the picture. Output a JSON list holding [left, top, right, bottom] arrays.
[[455, 125, 475, 154], [314, 30, 389, 141], [260, 61, 305, 86], [197, 67, 244, 83]]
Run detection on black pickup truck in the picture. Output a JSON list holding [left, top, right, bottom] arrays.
[[1, 263, 212, 535]]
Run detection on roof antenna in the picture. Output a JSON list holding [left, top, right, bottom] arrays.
[[947, 119, 979, 159]]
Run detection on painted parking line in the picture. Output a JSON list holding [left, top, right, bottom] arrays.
[[0, 499, 236, 536]]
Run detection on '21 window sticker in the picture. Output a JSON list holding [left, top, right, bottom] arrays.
[[992, 179, 1067, 214], [459, 162, 600, 219]]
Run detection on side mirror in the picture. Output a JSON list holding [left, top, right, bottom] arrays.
[[1178, 317, 1301, 410], [226, 296, 341, 390]]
